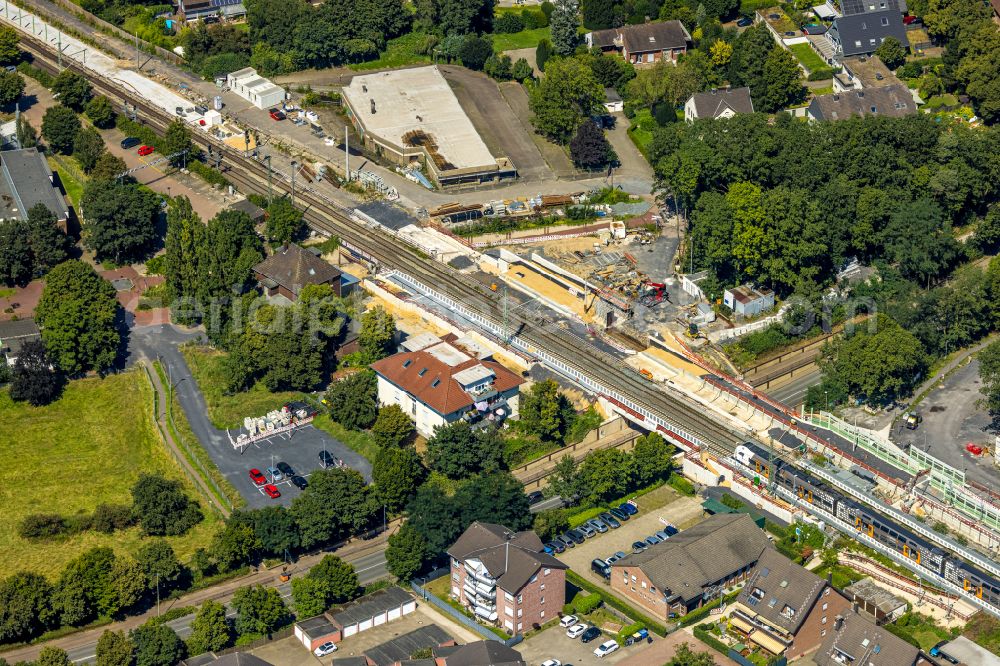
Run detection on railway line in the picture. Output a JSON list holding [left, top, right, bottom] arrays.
[[17, 35, 744, 457]]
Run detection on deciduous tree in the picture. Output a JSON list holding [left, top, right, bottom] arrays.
[[459, 34, 493, 71], [41, 105, 81, 154], [136, 540, 186, 592], [373, 446, 425, 512], [0, 70, 24, 107], [0, 25, 20, 64], [426, 422, 505, 478], [96, 630, 133, 666], [73, 126, 106, 173], [37, 647, 72, 666], [211, 521, 260, 572], [86, 95, 116, 128], [529, 56, 604, 143], [359, 306, 397, 362], [81, 179, 160, 263], [131, 474, 203, 537], [264, 197, 305, 244], [131, 623, 186, 666], [186, 601, 232, 655], [570, 120, 614, 169], [0, 571, 55, 643], [371, 404, 414, 448], [290, 468, 372, 548], [874, 36, 906, 69], [52, 70, 92, 110], [231, 585, 288, 637], [385, 523, 428, 582], [325, 370, 378, 429]]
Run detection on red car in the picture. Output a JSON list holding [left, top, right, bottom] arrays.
[[263, 484, 281, 499], [269, 108, 285, 121], [249, 468, 267, 485], [137, 145, 154, 157]]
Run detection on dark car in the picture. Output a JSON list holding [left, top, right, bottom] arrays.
[[609, 507, 630, 521], [120, 137, 141, 149], [318, 450, 336, 468], [631, 541, 648, 553], [645, 535, 662, 546], [599, 512, 620, 528], [291, 475, 308, 490], [565, 529, 586, 545], [581, 627, 602, 643], [546, 540, 566, 554], [619, 502, 639, 516], [664, 525, 679, 536], [736, 16, 753, 26], [269, 108, 286, 121], [276, 462, 295, 477], [591, 558, 611, 579], [194, 105, 208, 115], [527, 490, 544, 505]]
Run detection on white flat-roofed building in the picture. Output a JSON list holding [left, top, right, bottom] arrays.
[[342, 66, 516, 186], [227, 67, 286, 110]]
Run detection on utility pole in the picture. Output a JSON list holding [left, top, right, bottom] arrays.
[[290, 160, 297, 206], [345, 129, 350, 182], [155, 573, 160, 617], [135, 32, 139, 70], [264, 155, 272, 202]]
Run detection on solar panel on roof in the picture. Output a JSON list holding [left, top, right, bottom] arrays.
[[211, 0, 243, 7]]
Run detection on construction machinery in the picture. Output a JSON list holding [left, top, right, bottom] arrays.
[[639, 281, 668, 307]]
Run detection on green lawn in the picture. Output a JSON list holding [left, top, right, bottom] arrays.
[[180, 345, 308, 430], [627, 108, 656, 158], [0, 371, 220, 578], [789, 43, 826, 73], [492, 26, 552, 51], [48, 155, 86, 210], [349, 32, 433, 71], [312, 414, 381, 462]]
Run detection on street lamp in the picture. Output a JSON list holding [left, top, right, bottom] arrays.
[[825, 391, 829, 413], [290, 160, 298, 206]]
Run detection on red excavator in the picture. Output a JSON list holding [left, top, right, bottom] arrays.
[[639, 281, 668, 307]]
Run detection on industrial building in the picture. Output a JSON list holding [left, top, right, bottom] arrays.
[[226, 68, 286, 110], [0, 148, 70, 231], [341, 67, 516, 186]]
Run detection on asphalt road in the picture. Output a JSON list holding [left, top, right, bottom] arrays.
[[126, 325, 371, 509], [65, 550, 388, 664]]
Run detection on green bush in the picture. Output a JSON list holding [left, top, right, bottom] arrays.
[[668, 474, 695, 495], [18, 513, 68, 539], [693, 625, 730, 654], [566, 571, 668, 636], [17, 61, 54, 87], [574, 592, 603, 615], [617, 621, 644, 645], [188, 160, 230, 188], [568, 506, 606, 528], [808, 67, 841, 81], [678, 591, 739, 626]]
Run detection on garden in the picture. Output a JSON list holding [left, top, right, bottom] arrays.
[[788, 43, 826, 73]]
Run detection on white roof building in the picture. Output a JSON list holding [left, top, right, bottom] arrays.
[[226, 68, 286, 110]]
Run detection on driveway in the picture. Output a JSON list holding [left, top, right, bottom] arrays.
[[127, 324, 371, 509], [605, 114, 654, 187]]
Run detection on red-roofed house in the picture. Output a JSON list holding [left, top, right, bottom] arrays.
[[370, 337, 525, 436]]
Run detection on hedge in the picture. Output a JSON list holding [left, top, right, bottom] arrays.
[[566, 570, 668, 636], [669, 474, 696, 496], [574, 592, 603, 615], [693, 625, 730, 656], [568, 506, 606, 528], [677, 590, 740, 627], [17, 61, 55, 87], [616, 621, 644, 645], [808, 67, 841, 81]]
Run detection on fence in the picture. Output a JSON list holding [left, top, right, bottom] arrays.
[[410, 573, 523, 647]]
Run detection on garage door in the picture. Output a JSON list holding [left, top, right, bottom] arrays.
[[403, 600, 417, 614], [359, 618, 374, 632], [373, 611, 387, 626], [388, 607, 401, 621], [343, 624, 358, 638], [294, 626, 309, 650]]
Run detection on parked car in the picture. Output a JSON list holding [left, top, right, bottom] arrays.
[[263, 484, 281, 499], [618, 502, 638, 516], [566, 624, 587, 639], [137, 145, 154, 157], [318, 450, 336, 468], [541, 660, 561, 666], [736, 16, 753, 26], [613, 550, 626, 560], [566, 529, 586, 544], [120, 137, 140, 149], [581, 627, 602, 643], [609, 507, 630, 521], [269, 108, 285, 120], [599, 512, 620, 528], [175, 106, 185, 116], [266, 466, 283, 481], [248, 468, 266, 485], [605, 554, 620, 567], [654, 530, 670, 541], [527, 490, 544, 505], [314, 642, 337, 657], [594, 640, 620, 658], [560, 615, 579, 628], [664, 525, 679, 536], [587, 518, 609, 534], [546, 540, 566, 554], [631, 541, 648, 553], [277, 462, 294, 477], [291, 475, 308, 490], [578, 524, 597, 538], [644, 535, 662, 546], [194, 105, 208, 115], [591, 558, 611, 578], [557, 534, 577, 548]]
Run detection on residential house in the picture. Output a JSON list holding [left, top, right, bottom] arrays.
[[292, 587, 417, 652], [180, 653, 275, 666], [844, 578, 907, 625], [992, 0, 1000, 24], [0, 318, 40, 366], [833, 54, 902, 92], [683, 87, 754, 122], [610, 513, 772, 620], [447, 522, 567, 634], [371, 336, 524, 437], [813, 611, 922, 666], [585, 21, 692, 65], [827, 7, 908, 59], [724, 285, 775, 317], [931, 636, 998, 666], [0, 148, 70, 231], [807, 85, 916, 121], [226, 68, 286, 110], [177, 0, 246, 22], [253, 243, 342, 301], [729, 549, 852, 660]]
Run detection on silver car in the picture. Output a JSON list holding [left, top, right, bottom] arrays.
[[587, 518, 609, 534], [578, 524, 597, 538]]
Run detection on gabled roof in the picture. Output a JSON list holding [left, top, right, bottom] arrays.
[[814, 612, 919, 666], [447, 522, 567, 594], [434, 641, 526, 666], [736, 549, 831, 635], [253, 244, 341, 297], [839, 55, 899, 88], [620, 20, 691, 53], [370, 342, 524, 417], [206, 655, 275, 666], [589, 28, 619, 49], [0, 149, 69, 222], [831, 10, 908, 56], [688, 87, 754, 118], [613, 514, 771, 604], [808, 84, 915, 120]]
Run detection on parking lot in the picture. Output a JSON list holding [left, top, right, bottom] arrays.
[[517, 622, 632, 666]]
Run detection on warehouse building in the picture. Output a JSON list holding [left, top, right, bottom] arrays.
[[227, 68, 286, 110]]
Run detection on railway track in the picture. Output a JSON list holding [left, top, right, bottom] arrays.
[[20, 35, 743, 456]]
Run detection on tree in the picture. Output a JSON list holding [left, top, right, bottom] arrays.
[[533, 508, 569, 541], [131, 624, 186, 666], [210, 521, 260, 572], [484, 53, 513, 80], [535, 38, 553, 72], [978, 339, 1000, 415], [161, 120, 193, 167], [131, 474, 203, 537], [74, 126, 106, 173], [36, 647, 72, 666], [308, 555, 359, 605], [136, 540, 186, 592], [52, 70, 92, 110], [81, 179, 160, 263], [96, 630, 133, 666], [35, 260, 120, 374], [582, 0, 615, 28], [570, 120, 614, 169], [709, 40, 733, 68], [16, 114, 37, 148], [575, 448, 632, 505], [41, 105, 81, 154], [245, 506, 300, 557], [187, 601, 232, 655], [0, 221, 32, 286], [0, 571, 55, 643], [520, 379, 573, 442], [290, 468, 372, 548], [325, 370, 378, 429], [109, 557, 147, 615], [86, 95, 117, 128], [432, 0, 493, 34], [371, 404, 414, 447], [452, 472, 533, 530], [291, 577, 328, 618], [264, 196, 304, 244], [975, 206, 1000, 253], [231, 585, 288, 637], [550, 0, 579, 55], [373, 446, 426, 512], [54, 547, 116, 625], [0, 25, 19, 64], [459, 34, 493, 71], [26, 204, 71, 275], [0, 70, 24, 107], [759, 46, 803, 112], [359, 306, 397, 362], [529, 56, 604, 143], [874, 36, 906, 69], [512, 57, 534, 81], [385, 523, 428, 582], [90, 152, 127, 182], [426, 422, 505, 479], [631, 433, 675, 487], [546, 454, 580, 502], [668, 642, 715, 666]]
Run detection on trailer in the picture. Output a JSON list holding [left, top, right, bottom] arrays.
[[230, 402, 317, 451]]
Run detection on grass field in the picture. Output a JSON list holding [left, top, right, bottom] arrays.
[[0, 371, 220, 578], [312, 414, 380, 462], [48, 155, 86, 209], [789, 43, 826, 73], [492, 26, 552, 51], [349, 32, 433, 71], [627, 108, 656, 158], [180, 345, 308, 430]]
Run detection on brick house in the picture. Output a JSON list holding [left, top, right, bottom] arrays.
[[728, 549, 853, 660], [610, 514, 771, 621], [447, 522, 567, 634], [253, 243, 342, 301], [585, 21, 691, 66], [813, 611, 925, 666]]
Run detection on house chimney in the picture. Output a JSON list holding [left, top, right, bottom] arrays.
[[834, 615, 844, 631]]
